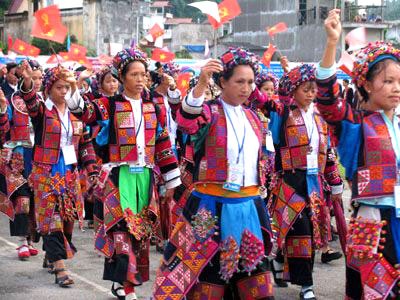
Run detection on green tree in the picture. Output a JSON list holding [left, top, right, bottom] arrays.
[[0, 0, 12, 17], [31, 35, 78, 55], [169, 0, 222, 22]]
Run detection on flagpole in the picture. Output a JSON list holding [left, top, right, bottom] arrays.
[[49, 44, 61, 65], [271, 36, 283, 58]]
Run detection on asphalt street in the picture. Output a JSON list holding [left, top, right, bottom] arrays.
[[0, 187, 350, 300]]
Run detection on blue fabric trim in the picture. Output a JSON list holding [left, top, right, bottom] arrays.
[[192, 190, 263, 245], [337, 120, 361, 179], [7, 106, 12, 121], [369, 54, 399, 69], [95, 120, 110, 146], [316, 62, 337, 80], [51, 152, 72, 176], [390, 208, 400, 263], [269, 111, 282, 145]]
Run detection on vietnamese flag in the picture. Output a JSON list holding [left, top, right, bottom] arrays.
[[176, 73, 192, 97], [12, 39, 40, 56], [151, 48, 175, 63], [262, 44, 276, 67], [59, 52, 71, 61], [34, 5, 62, 34], [32, 19, 67, 44], [46, 54, 64, 64], [149, 23, 165, 41], [267, 22, 288, 37], [208, 0, 242, 29], [69, 43, 87, 60]]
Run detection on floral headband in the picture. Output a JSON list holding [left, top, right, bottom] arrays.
[[43, 65, 73, 94], [220, 47, 261, 76], [96, 65, 113, 84], [352, 41, 400, 88], [255, 69, 278, 90], [279, 63, 316, 96], [162, 62, 181, 77], [112, 48, 148, 79]]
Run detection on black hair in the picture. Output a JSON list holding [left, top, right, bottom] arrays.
[[120, 60, 148, 81], [357, 59, 400, 101], [75, 66, 87, 72], [6, 62, 17, 72], [343, 79, 349, 84]]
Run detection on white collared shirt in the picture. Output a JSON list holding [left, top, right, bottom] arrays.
[[221, 100, 259, 186], [163, 95, 177, 146], [45, 98, 72, 148], [124, 94, 146, 167], [300, 103, 319, 155], [186, 90, 260, 187]]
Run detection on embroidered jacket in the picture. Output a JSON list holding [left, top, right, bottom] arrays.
[[20, 89, 98, 176], [75, 91, 180, 188], [251, 87, 342, 187], [176, 97, 269, 186], [317, 74, 397, 200]]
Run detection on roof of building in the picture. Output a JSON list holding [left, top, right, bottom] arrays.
[[165, 18, 192, 25], [151, 1, 170, 8], [8, 0, 23, 14]]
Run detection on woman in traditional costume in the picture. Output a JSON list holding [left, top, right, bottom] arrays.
[[317, 9, 400, 300]]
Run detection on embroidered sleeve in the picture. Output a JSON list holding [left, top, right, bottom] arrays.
[[176, 91, 212, 135], [154, 104, 181, 189], [0, 107, 10, 144], [75, 96, 110, 126], [316, 74, 364, 125], [20, 89, 44, 119], [78, 125, 99, 176], [248, 87, 284, 116], [324, 147, 343, 194]]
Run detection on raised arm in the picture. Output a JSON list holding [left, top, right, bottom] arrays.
[[0, 89, 10, 143], [176, 59, 222, 135], [316, 9, 362, 125]]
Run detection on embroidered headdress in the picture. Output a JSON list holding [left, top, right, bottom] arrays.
[[352, 41, 400, 88], [279, 63, 316, 96]]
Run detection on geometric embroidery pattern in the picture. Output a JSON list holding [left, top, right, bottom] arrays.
[[361, 257, 400, 300], [286, 236, 312, 258], [153, 216, 219, 300], [272, 180, 306, 248]]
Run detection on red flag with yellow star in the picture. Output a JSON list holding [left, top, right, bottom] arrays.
[[176, 73, 192, 98], [151, 49, 175, 63], [31, 5, 67, 44], [69, 43, 87, 60], [12, 39, 40, 57], [262, 44, 276, 67], [267, 22, 288, 37], [149, 23, 165, 41], [208, 0, 241, 29]]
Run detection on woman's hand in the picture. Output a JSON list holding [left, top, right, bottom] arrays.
[[280, 56, 290, 73], [193, 59, 223, 98], [0, 89, 7, 113], [324, 9, 342, 44]]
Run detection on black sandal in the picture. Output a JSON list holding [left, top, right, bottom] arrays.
[[270, 259, 288, 287], [43, 255, 55, 274], [111, 282, 126, 300], [54, 268, 74, 287], [300, 288, 317, 300]]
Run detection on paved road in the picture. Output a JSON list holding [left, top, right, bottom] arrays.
[[0, 187, 351, 300]]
